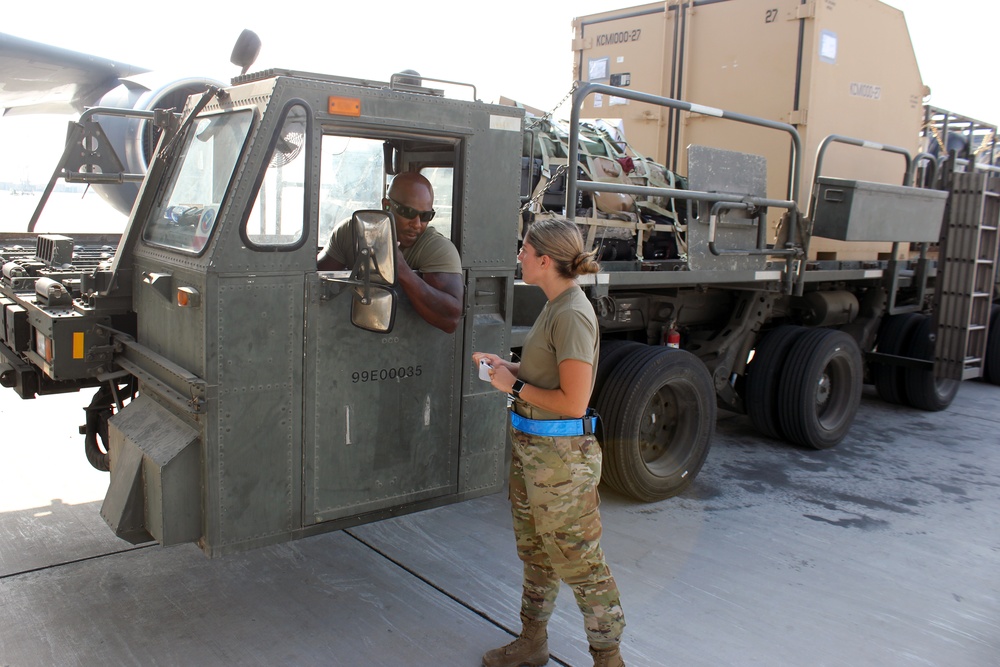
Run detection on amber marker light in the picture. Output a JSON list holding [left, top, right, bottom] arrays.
[[35, 330, 54, 363], [177, 287, 201, 308], [328, 96, 361, 117]]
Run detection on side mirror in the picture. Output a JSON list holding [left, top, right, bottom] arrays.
[[350, 210, 397, 285], [351, 285, 397, 333], [231, 29, 262, 76], [349, 210, 398, 333]]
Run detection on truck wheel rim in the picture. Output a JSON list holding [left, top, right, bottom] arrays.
[[638, 382, 695, 476]]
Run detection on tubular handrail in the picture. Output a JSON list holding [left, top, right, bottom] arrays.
[[808, 134, 914, 219], [389, 72, 477, 101], [707, 201, 784, 257], [911, 152, 938, 187], [566, 82, 804, 216]]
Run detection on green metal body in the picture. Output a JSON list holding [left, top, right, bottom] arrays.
[[3, 72, 525, 556]]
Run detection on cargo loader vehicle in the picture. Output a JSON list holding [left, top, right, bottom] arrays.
[[1, 4, 998, 554]]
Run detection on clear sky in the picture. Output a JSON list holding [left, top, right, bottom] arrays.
[[2, 0, 996, 183]]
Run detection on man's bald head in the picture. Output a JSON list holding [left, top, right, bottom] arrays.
[[388, 171, 433, 201]]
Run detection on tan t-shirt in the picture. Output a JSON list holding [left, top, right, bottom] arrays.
[[323, 221, 462, 274], [517, 285, 599, 420]]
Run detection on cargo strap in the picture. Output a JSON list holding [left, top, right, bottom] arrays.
[[509, 409, 598, 437]]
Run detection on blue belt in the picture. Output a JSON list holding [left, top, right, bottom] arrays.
[[509, 409, 598, 437]]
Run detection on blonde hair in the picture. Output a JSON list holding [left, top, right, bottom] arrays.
[[524, 217, 600, 279]]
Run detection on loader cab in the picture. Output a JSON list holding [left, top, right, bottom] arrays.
[[108, 75, 521, 554]]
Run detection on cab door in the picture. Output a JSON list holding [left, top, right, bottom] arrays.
[[301, 135, 461, 525], [302, 276, 460, 524]]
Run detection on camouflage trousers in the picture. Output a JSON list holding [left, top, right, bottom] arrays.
[[508, 424, 626, 650]]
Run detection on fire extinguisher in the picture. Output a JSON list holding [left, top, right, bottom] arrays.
[[663, 323, 680, 349]]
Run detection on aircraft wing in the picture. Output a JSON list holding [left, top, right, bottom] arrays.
[[0, 32, 149, 116]]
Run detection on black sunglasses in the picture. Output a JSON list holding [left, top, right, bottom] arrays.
[[388, 197, 435, 223]]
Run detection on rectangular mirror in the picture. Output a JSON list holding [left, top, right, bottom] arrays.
[[350, 210, 397, 285], [351, 285, 397, 333]]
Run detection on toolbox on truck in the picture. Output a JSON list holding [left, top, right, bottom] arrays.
[[811, 177, 948, 242]]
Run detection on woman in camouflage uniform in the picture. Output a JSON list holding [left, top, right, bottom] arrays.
[[473, 217, 626, 667]]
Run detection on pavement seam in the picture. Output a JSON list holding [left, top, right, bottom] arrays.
[[344, 528, 573, 667]]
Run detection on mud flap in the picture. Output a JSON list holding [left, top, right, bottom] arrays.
[[100, 432, 150, 545], [101, 395, 200, 546]]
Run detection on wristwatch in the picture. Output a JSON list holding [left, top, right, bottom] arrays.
[[511, 379, 526, 398]]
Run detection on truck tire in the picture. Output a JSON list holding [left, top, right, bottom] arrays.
[[903, 316, 960, 411], [985, 305, 1000, 385], [592, 339, 645, 408], [778, 328, 863, 449], [872, 312, 924, 405], [595, 346, 715, 501], [744, 325, 806, 439]]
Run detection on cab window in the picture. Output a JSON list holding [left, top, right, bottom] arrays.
[[143, 109, 253, 253], [318, 135, 459, 253], [422, 167, 454, 239], [319, 136, 385, 243], [245, 104, 309, 247]]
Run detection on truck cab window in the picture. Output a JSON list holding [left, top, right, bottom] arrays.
[[421, 166, 454, 240], [319, 135, 385, 244], [143, 109, 253, 253], [245, 104, 308, 247], [318, 137, 458, 250]]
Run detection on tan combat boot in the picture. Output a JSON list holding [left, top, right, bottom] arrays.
[[482, 614, 549, 667], [589, 644, 626, 667]]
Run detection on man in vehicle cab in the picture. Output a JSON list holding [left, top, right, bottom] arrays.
[[317, 172, 464, 334]]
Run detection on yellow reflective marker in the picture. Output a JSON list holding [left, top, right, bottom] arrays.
[[73, 332, 84, 359]]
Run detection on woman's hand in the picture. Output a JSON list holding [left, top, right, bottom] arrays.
[[472, 352, 518, 393], [472, 351, 505, 369], [488, 364, 517, 394]]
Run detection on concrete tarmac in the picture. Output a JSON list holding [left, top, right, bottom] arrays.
[[1, 383, 998, 666]]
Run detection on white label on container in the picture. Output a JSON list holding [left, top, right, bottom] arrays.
[[820, 30, 838, 63], [589, 57, 609, 80]]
